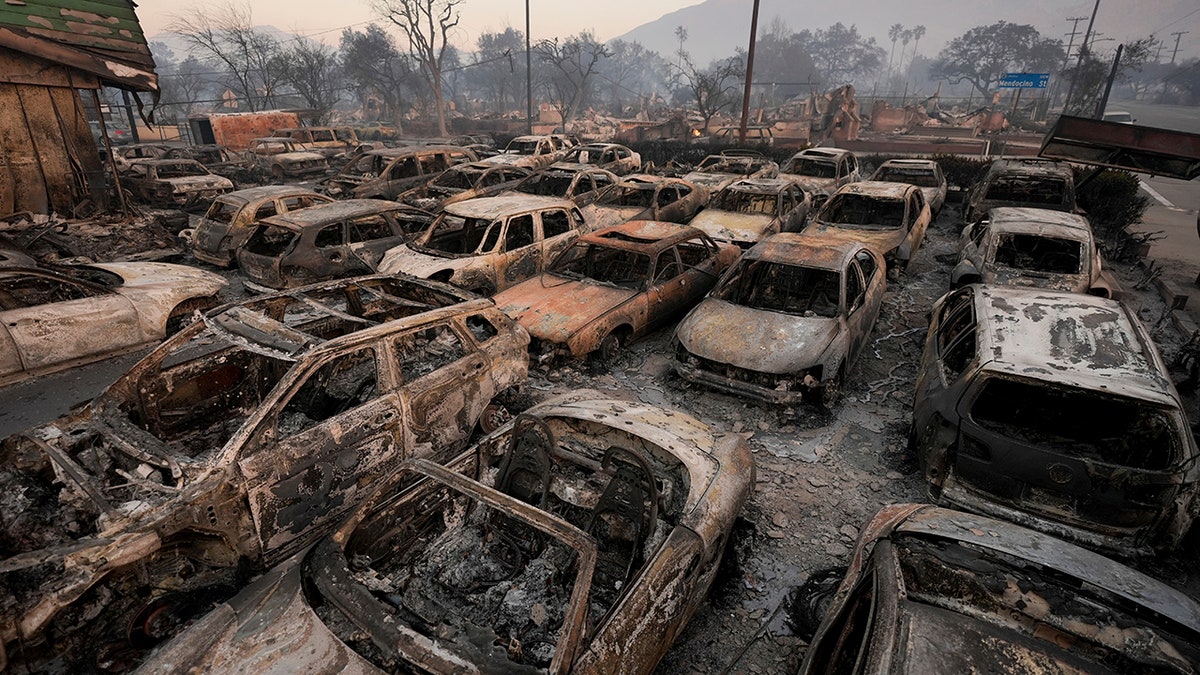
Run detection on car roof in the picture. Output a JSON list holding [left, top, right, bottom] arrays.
[[985, 207, 1092, 240], [366, 145, 468, 158], [216, 185, 323, 205], [202, 274, 482, 363], [744, 232, 863, 270], [445, 194, 575, 218], [791, 147, 852, 160], [833, 181, 912, 199], [616, 173, 681, 188], [971, 285, 1176, 403], [721, 178, 797, 194], [258, 199, 418, 229], [887, 504, 1200, 635], [580, 220, 703, 253], [878, 158, 939, 170]]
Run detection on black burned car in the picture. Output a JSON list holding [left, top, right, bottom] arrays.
[[0, 275, 529, 671], [962, 158, 1077, 224], [237, 199, 433, 291], [137, 392, 754, 675], [911, 284, 1199, 554], [797, 504, 1200, 674]]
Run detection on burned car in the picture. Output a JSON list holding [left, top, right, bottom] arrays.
[[272, 126, 361, 157], [797, 504, 1200, 675], [110, 143, 173, 173], [686, 178, 811, 248], [869, 158, 947, 215], [495, 221, 739, 364], [320, 146, 477, 200], [778, 147, 861, 208], [246, 137, 330, 179], [480, 134, 569, 170], [378, 195, 591, 295], [237, 199, 433, 291], [962, 158, 1077, 224], [682, 150, 779, 193], [582, 174, 708, 230], [802, 181, 931, 275], [556, 142, 642, 175], [124, 159, 235, 209], [674, 235, 884, 408], [953, 206, 1113, 297], [397, 161, 531, 212], [509, 165, 619, 206], [138, 392, 754, 675], [0, 260, 226, 386], [0, 275, 529, 670], [911, 284, 1199, 554], [189, 185, 334, 267]]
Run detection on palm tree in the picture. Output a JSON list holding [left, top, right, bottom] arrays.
[[899, 28, 914, 78], [887, 23, 904, 80], [907, 25, 926, 72]]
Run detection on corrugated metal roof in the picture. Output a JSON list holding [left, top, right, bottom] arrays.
[[0, 0, 156, 91]]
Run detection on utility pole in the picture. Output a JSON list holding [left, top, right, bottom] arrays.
[[737, 0, 760, 145], [525, 0, 532, 135], [1094, 43, 1123, 119], [1063, 0, 1101, 114], [1170, 31, 1188, 64], [1054, 16, 1089, 107]]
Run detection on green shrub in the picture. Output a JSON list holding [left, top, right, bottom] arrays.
[[1074, 168, 1149, 237]]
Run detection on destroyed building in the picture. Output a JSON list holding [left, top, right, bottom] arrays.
[[0, 0, 158, 216]]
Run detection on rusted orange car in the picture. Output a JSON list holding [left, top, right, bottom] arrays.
[[137, 392, 754, 675], [494, 220, 739, 364]]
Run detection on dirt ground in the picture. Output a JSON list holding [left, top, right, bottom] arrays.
[[501, 201, 1200, 674]]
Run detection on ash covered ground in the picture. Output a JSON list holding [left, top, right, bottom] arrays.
[[505, 202, 1200, 674]]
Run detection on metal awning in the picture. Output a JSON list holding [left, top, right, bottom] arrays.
[[1039, 115, 1200, 181]]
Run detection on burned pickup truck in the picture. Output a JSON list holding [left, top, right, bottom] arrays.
[[0, 275, 529, 671], [138, 392, 754, 674]]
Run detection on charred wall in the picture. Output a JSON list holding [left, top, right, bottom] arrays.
[[0, 47, 106, 216]]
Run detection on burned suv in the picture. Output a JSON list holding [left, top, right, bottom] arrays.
[[0, 276, 529, 670], [962, 158, 1077, 224], [911, 284, 1198, 555]]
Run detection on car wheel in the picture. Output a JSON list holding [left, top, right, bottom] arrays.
[[790, 567, 846, 641], [270, 165, 284, 179], [479, 400, 513, 434], [817, 367, 843, 410], [591, 330, 625, 368]]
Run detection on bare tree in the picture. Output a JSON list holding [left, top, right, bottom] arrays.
[[671, 44, 745, 132], [278, 39, 342, 123], [170, 2, 283, 112], [535, 32, 611, 129], [371, 0, 462, 136]]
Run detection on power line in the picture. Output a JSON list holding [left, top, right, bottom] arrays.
[[1151, 7, 1200, 36]]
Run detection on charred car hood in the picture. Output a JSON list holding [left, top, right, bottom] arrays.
[[688, 211, 774, 244], [377, 245, 471, 277], [982, 266, 1089, 293], [780, 174, 835, 196], [677, 299, 838, 374], [496, 276, 636, 342], [804, 222, 904, 255], [165, 175, 232, 191]]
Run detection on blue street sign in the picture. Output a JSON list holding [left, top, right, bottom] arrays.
[[997, 73, 1050, 89]]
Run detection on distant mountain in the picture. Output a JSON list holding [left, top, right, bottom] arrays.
[[615, 0, 1200, 66]]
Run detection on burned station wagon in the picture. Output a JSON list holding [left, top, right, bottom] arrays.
[[962, 158, 1077, 224], [190, 185, 334, 267], [237, 199, 434, 291], [509, 165, 619, 206], [582, 174, 708, 231], [0, 275, 529, 670], [911, 285, 1199, 554], [480, 134, 569, 170], [124, 159, 235, 209], [246, 137, 330, 179], [138, 392, 754, 675], [397, 161, 531, 212], [953, 206, 1114, 297], [682, 151, 779, 193], [797, 504, 1200, 675], [686, 178, 811, 248], [320, 146, 477, 200], [802, 181, 931, 275], [869, 158, 947, 215], [674, 234, 885, 408], [495, 221, 739, 364], [556, 142, 642, 175], [778, 147, 861, 208], [378, 195, 591, 295], [0, 260, 226, 386]]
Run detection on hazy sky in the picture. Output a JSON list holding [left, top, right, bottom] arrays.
[[134, 0, 703, 44]]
